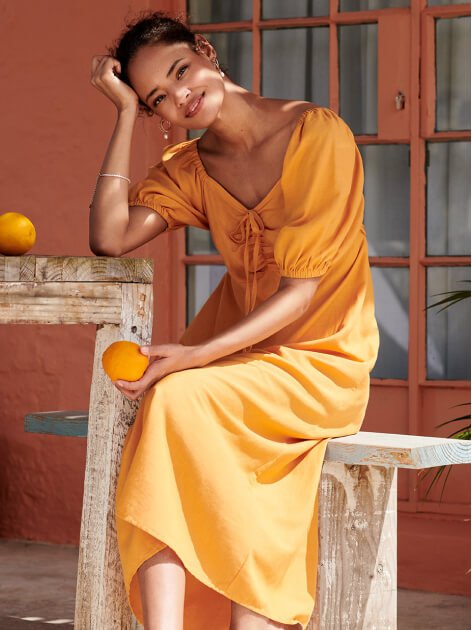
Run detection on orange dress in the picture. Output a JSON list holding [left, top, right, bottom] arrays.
[[115, 106, 380, 629]]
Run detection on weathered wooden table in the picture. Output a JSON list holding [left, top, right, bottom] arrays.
[[1, 254, 153, 629], [4, 254, 470, 629]]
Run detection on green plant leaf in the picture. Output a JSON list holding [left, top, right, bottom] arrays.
[[420, 279, 470, 498], [453, 428, 471, 440], [435, 414, 471, 429], [424, 280, 470, 313], [420, 464, 447, 501], [439, 465, 453, 503]]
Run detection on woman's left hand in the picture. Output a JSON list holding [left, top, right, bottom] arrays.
[[113, 343, 202, 401]]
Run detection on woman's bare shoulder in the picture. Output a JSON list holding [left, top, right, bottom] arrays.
[[254, 100, 320, 142], [261, 99, 319, 122]]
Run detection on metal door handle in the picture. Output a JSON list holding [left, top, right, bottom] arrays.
[[395, 91, 406, 110]]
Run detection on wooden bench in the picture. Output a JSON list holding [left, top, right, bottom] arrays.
[[24, 410, 88, 437], [24, 408, 471, 629]]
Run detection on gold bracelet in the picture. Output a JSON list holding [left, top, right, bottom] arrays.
[[99, 172, 131, 183], [89, 172, 131, 209]]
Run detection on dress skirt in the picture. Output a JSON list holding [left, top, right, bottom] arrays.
[[115, 345, 372, 629]]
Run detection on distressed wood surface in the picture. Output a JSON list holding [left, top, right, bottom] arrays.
[[24, 410, 88, 437], [23, 414, 472, 471], [0, 254, 153, 283], [2, 257, 152, 629], [309, 463, 397, 630], [0, 282, 122, 324], [325, 430, 471, 468], [73, 283, 152, 630]]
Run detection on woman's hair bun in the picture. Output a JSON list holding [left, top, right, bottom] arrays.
[[107, 10, 197, 117]]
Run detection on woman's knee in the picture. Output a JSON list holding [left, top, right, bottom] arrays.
[[144, 368, 213, 433]]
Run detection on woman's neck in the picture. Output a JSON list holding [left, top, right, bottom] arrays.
[[202, 85, 272, 154]]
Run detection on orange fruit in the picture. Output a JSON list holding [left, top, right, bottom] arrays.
[[0, 212, 36, 255], [102, 340, 149, 382]]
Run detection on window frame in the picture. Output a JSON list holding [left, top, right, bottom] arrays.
[[175, 0, 471, 377]]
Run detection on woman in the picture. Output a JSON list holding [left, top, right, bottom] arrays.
[[89, 10, 379, 630]]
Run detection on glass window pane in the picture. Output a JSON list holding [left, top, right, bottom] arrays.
[[341, 0, 409, 9], [359, 144, 410, 257], [429, 0, 469, 5], [371, 267, 409, 379], [262, 0, 329, 19], [187, 0, 252, 23], [436, 17, 471, 131], [262, 28, 329, 105], [426, 267, 471, 380], [187, 265, 227, 324], [187, 227, 219, 255], [201, 31, 252, 90], [426, 141, 471, 256], [188, 31, 253, 140], [339, 24, 378, 135]]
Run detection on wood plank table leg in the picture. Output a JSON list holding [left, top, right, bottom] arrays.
[[74, 284, 152, 629], [309, 462, 397, 630]]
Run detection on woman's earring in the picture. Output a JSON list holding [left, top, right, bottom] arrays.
[[160, 118, 171, 140], [214, 58, 225, 78]]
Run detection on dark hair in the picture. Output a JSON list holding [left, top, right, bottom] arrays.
[[107, 10, 224, 118]]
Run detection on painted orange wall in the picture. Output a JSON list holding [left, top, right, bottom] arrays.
[[0, 0, 469, 599], [0, 0, 173, 541]]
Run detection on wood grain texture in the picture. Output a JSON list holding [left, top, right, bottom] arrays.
[[0, 282, 122, 324], [309, 463, 397, 630], [325, 431, 471, 468], [0, 255, 35, 281], [0, 255, 153, 283], [74, 283, 153, 630]]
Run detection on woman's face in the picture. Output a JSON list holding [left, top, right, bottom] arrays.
[[127, 38, 225, 128]]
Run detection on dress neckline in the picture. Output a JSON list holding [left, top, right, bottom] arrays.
[[191, 106, 319, 213]]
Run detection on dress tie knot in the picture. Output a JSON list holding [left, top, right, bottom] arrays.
[[229, 211, 266, 325], [230, 211, 265, 243]]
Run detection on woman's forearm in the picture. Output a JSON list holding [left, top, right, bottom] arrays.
[[192, 284, 310, 365], [88, 106, 138, 255]]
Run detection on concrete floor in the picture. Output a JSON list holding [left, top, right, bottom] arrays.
[[0, 539, 470, 629]]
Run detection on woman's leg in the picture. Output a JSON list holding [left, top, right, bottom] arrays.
[[230, 601, 293, 629], [137, 545, 186, 630]]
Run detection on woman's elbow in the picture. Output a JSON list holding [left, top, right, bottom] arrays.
[[89, 240, 122, 258]]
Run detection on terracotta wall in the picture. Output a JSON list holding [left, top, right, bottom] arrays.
[[0, 0, 174, 542], [0, 0, 469, 599]]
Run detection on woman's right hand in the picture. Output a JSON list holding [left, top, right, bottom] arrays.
[[90, 55, 139, 114]]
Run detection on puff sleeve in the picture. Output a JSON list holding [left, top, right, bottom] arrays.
[[128, 145, 209, 232], [274, 108, 364, 278]]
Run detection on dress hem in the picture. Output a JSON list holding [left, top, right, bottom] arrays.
[[117, 512, 308, 630]]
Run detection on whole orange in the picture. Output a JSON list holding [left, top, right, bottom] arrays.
[[102, 340, 149, 382], [0, 212, 36, 255]]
